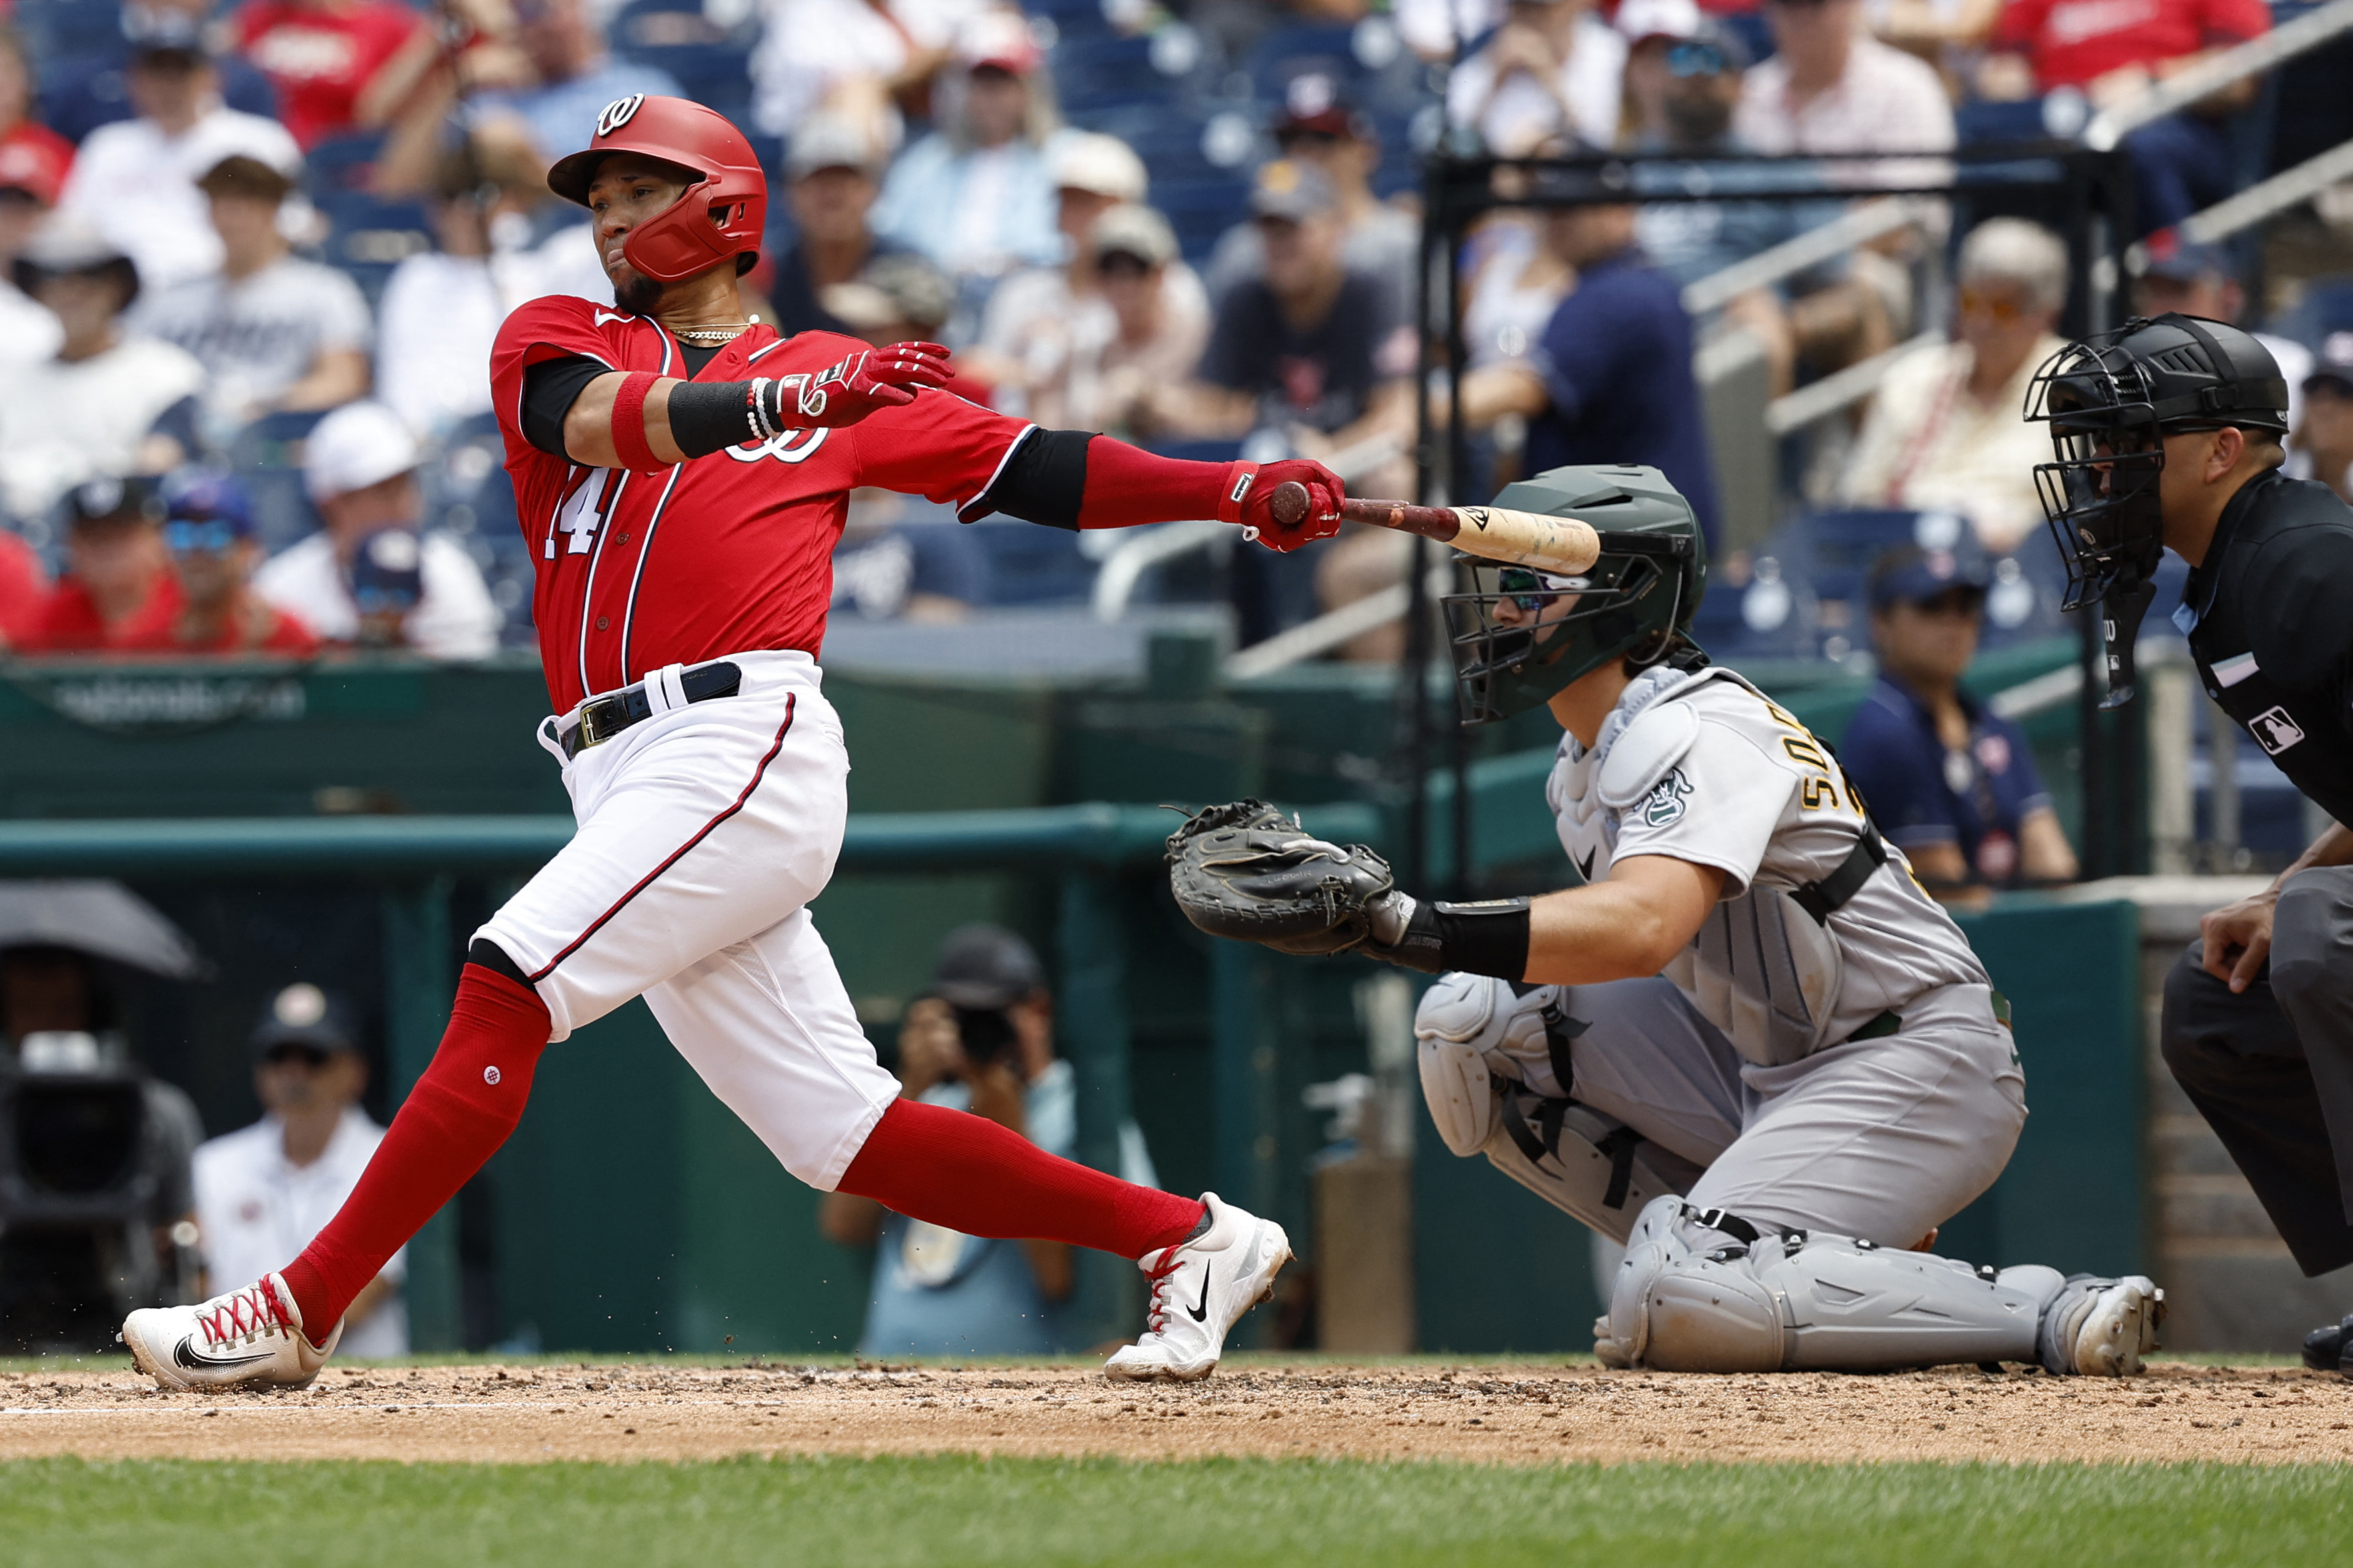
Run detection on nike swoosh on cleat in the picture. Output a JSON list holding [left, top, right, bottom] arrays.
[[1185, 1263, 1213, 1323], [173, 1338, 273, 1372]]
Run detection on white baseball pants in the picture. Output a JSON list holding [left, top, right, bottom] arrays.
[[476, 650, 900, 1191]]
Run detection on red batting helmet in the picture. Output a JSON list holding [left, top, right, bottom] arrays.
[[547, 95, 767, 283]]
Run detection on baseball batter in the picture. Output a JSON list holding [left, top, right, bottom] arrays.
[[1170, 464, 2165, 1374], [123, 96, 1345, 1389]]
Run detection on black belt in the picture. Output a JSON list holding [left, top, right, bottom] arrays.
[[559, 660, 742, 758]]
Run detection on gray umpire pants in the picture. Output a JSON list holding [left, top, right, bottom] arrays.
[[2160, 865, 2353, 1277]]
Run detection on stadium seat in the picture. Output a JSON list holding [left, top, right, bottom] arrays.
[[15, 0, 127, 61], [227, 409, 331, 553], [425, 414, 534, 644], [1954, 99, 2053, 147], [1051, 26, 1214, 115], [315, 191, 434, 308], [2268, 273, 2353, 345], [1150, 177, 1253, 262]]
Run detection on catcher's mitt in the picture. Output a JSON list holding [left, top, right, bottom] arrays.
[[1165, 800, 1397, 957]]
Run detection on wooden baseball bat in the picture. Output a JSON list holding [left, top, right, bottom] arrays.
[[1265, 482, 1602, 575]]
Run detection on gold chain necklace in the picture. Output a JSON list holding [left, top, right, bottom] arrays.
[[674, 322, 757, 344]]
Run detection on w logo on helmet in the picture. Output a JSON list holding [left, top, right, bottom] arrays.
[[597, 95, 645, 138]]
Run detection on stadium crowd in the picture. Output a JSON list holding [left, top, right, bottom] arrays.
[[0, 0, 2331, 663]]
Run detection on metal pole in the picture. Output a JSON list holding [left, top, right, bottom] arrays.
[[1056, 870, 1133, 1349], [1208, 941, 1279, 1349], [381, 875, 460, 1351], [1442, 200, 1473, 897]]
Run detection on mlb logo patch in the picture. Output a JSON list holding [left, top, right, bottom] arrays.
[[2249, 706, 2305, 756]]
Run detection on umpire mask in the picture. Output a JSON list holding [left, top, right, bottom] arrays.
[[1443, 465, 1706, 724], [2026, 314, 2288, 707]]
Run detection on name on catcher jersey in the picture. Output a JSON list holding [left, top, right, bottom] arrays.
[[1548, 668, 1988, 1064], [489, 297, 1034, 713]]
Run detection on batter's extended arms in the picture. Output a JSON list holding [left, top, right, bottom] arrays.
[[1265, 481, 1602, 576]]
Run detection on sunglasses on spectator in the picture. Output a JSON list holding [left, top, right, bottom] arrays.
[[1276, 129, 1344, 149], [1665, 41, 1732, 77], [1095, 250, 1153, 278], [1958, 287, 2033, 324], [163, 519, 239, 554], [263, 1043, 333, 1070], [1498, 566, 1586, 611]]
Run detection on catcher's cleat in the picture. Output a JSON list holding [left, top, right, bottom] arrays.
[[122, 1272, 341, 1391], [2039, 1274, 2164, 1377], [2303, 1314, 2353, 1375], [1104, 1193, 1291, 1383]]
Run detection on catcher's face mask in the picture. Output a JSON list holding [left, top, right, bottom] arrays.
[[1444, 540, 1693, 724]]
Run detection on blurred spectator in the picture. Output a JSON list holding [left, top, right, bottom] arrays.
[[0, 31, 71, 186], [1842, 545, 2076, 894], [2291, 335, 2353, 505], [255, 400, 499, 657], [21, 477, 177, 652], [769, 115, 903, 337], [42, 1, 281, 146], [1624, 20, 1800, 287], [2130, 239, 2310, 435], [0, 131, 69, 368], [831, 492, 989, 620], [57, 25, 301, 294], [232, 0, 428, 149], [135, 154, 371, 436], [966, 132, 1200, 426], [1459, 211, 1575, 372], [1457, 202, 1722, 546], [1152, 161, 1414, 462], [0, 223, 203, 525], [466, 0, 683, 159], [377, 130, 609, 436], [821, 925, 1158, 1357], [193, 984, 406, 1357], [115, 469, 319, 655], [1838, 217, 2068, 552], [870, 14, 1061, 288], [0, 530, 48, 647], [1446, 0, 1626, 154], [1063, 205, 1211, 436], [752, 0, 975, 147], [1735, 0, 1956, 157], [1986, 0, 2265, 234], [1206, 73, 1418, 333], [1400, 0, 1506, 59], [821, 250, 959, 347]]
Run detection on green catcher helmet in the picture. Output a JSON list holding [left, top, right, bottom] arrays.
[[1443, 464, 1708, 724]]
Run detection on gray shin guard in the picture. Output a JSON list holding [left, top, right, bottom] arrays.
[[1480, 1097, 1706, 1245], [1602, 1195, 2068, 1372]]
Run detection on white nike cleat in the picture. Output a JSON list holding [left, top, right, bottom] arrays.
[[1104, 1192, 1292, 1383], [2040, 1274, 2165, 1377], [121, 1272, 342, 1391]]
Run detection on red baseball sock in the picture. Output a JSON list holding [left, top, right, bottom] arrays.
[[279, 964, 549, 1342], [837, 1098, 1204, 1257]]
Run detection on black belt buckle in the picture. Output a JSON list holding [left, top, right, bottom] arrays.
[[573, 696, 625, 753], [562, 660, 743, 760]]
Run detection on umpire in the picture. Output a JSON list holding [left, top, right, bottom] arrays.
[[2028, 313, 2353, 1374]]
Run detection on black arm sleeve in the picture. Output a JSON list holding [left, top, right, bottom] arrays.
[[521, 355, 614, 459], [973, 428, 1093, 530]]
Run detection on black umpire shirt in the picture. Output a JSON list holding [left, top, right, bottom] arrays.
[[2176, 468, 2353, 826]]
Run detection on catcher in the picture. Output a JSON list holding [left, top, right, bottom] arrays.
[[1169, 463, 2164, 1375]]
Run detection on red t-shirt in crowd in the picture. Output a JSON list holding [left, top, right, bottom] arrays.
[[111, 591, 323, 656], [0, 531, 49, 646], [235, 0, 425, 147], [489, 297, 1035, 714], [1994, 0, 2269, 90], [21, 574, 183, 652]]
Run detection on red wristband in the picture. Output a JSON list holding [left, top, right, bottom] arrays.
[[610, 372, 664, 472], [1214, 460, 1262, 526]]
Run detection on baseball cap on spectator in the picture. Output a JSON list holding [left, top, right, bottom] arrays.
[[63, 473, 165, 530], [1868, 543, 1991, 612], [929, 924, 1047, 1009], [14, 214, 140, 303], [1091, 203, 1177, 269], [1616, 0, 1703, 44], [249, 982, 361, 1060], [786, 115, 877, 181], [0, 137, 69, 209], [303, 400, 420, 504], [821, 253, 956, 337], [160, 467, 255, 552], [350, 526, 425, 616], [197, 153, 295, 205], [125, 5, 209, 69], [957, 9, 1042, 74], [2304, 331, 2353, 395], [2134, 235, 2230, 284], [1272, 71, 1368, 141], [1052, 132, 1147, 203], [1249, 158, 1337, 223]]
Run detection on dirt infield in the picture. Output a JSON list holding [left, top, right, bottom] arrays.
[[3, 1360, 2350, 1466]]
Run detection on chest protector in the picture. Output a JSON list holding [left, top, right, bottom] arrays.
[[2186, 476, 2353, 828], [1558, 668, 1876, 1067]]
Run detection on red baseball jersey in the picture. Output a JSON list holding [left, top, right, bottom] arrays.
[[491, 297, 1035, 714]]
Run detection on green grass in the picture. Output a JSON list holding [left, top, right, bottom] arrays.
[[4, 1456, 2350, 1568]]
